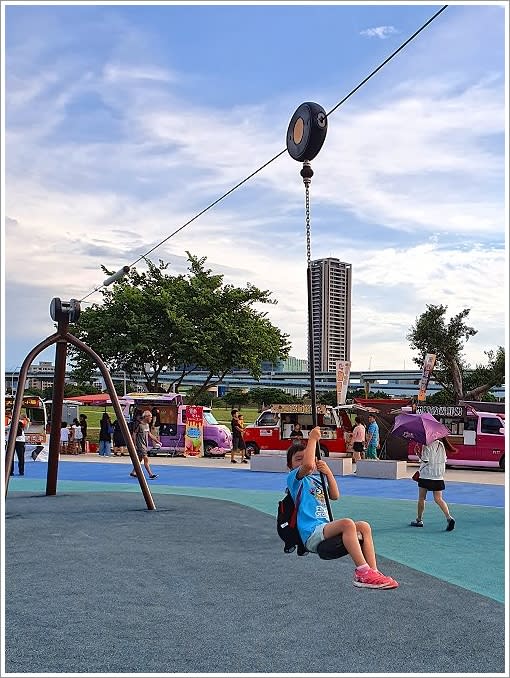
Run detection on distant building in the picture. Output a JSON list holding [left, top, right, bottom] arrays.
[[260, 356, 308, 373], [281, 356, 308, 372], [310, 258, 352, 371]]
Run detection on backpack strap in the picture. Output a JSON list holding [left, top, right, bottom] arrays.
[[289, 483, 303, 529]]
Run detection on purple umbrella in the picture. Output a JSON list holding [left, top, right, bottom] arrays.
[[391, 412, 451, 446]]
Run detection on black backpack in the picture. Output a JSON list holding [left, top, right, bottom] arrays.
[[276, 486, 308, 556], [277, 483, 360, 561]]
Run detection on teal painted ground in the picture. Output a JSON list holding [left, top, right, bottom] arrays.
[[9, 475, 504, 603]]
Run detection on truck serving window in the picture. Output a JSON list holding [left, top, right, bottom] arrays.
[[481, 418, 504, 435], [257, 413, 279, 426]]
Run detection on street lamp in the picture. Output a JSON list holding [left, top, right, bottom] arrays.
[[11, 365, 21, 394]]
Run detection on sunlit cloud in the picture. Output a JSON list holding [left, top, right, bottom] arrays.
[[360, 25, 399, 39], [4, 5, 505, 373]]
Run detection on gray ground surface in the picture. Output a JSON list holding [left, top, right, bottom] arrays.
[[5, 492, 505, 674]]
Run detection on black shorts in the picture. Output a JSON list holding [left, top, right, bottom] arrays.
[[353, 442, 364, 453], [233, 434, 245, 450], [418, 478, 445, 491]]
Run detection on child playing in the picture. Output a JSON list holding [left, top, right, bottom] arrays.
[[287, 426, 399, 589]]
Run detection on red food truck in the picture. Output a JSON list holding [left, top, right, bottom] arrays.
[[243, 403, 377, 457]]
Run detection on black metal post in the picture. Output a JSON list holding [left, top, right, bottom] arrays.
[[46, 318, 69, 496]]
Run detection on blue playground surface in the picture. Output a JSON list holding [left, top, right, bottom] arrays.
[[8, 460, 506, 603]]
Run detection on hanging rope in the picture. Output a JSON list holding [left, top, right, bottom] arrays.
[[301, 161, 334, 523]]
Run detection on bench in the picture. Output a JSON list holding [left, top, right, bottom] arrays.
[[355, 459, 408, 479]]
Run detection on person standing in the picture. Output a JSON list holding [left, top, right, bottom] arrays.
[[60, 421, 70, 454], [350, 416, 366, 464], [365, 414, 380, 460], [230, 409, 246, 464], [79, 414, 88, 454], [98, 413, 113, 456], [237, 413, 249, 461], [10, 418, 26, 476], [129, 410, 160, 479], [150, 407, 161, 443], [289, 423, 304, 441], [112, 418, 128, 456], [70, 418, 82, 454], [410, 436, 457, 531]]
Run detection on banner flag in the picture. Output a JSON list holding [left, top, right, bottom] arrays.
[[336, 360, 352, 405], [417, 354, 436, 402], [184, 405, 204, 457]]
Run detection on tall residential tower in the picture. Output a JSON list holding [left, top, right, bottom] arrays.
[[310, 258, 352, 372]]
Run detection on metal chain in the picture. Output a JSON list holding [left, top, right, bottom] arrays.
[[305, 182, 311, 267], [301, 160, 313, 266]]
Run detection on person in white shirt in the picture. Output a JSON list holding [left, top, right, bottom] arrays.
[[410, 436, 457, 531], [60, 422, 70, 454], [10, 418, 26, 476], [71, 418, 83, 454]]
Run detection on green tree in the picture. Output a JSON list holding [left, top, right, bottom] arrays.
[[223, 389, 251, 409], [67, 354, 100, 392], [407, 305, 505, 404], [70, 253, 290, 399], [247, 387, 298, 408], [371, 390, 391, 399]]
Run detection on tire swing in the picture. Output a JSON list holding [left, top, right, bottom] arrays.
[[278, 102, 362, 561]]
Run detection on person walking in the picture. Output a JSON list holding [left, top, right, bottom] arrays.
[[410, 436, 457, 531], [98, 413, 113, 456], [129, 410, 160, 479], [350, 416, 366, 465], [365, 414, 380, 460]]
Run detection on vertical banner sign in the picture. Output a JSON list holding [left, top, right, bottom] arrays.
[[336, 360, 352, 405], [184, 405, 204, 457], [417, 353, 436, 402]]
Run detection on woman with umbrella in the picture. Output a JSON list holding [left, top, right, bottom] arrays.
[[410, 436, 457, 531], [391, 412, 457, 531]]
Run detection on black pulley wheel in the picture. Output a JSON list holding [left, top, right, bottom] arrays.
[[286, 102, 328, 162]]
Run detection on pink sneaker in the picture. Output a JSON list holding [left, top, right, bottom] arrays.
[[353, 568, 399, 589]]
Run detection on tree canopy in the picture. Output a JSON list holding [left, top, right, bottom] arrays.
[[69, 253, 291, 399], [407, 304, 504, 404]]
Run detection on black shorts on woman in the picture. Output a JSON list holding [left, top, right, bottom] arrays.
[[418, 478, 445, 491]]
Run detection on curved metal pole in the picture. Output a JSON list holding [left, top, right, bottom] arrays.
[[64, 332, 156, 510], [5, 331, 60, 496]]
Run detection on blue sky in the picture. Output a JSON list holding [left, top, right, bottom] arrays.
[[2, 2, 507, 375]]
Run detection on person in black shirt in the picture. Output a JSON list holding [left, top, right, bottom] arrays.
[[289, 423, 304, 441], [230, 409, 247, 464]]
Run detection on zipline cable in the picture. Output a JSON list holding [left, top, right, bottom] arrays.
[[79, 4, 448, 304]]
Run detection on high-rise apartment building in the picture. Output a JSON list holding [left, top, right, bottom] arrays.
[[310, 258, 351, 372]]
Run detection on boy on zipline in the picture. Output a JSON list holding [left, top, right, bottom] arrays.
[[287, 426, 399, 589]]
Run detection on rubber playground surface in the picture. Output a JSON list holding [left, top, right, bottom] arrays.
[[4, 458, 507, 675]]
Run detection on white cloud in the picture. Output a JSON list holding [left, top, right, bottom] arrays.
[[4, 9, 506, 374], [360, 25, 399, 39]]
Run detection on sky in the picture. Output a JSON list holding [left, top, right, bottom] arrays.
[[2, 1, 508, 376]]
